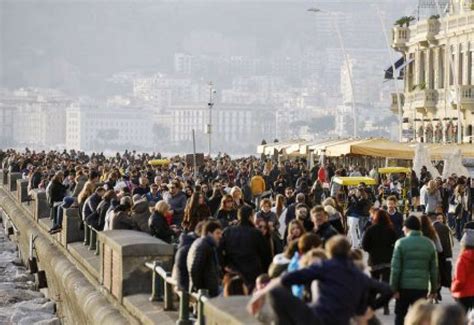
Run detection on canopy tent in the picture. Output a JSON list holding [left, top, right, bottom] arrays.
[[258, 138, 474, 160]]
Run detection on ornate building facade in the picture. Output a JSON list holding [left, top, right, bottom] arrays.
[[391, 0, 474, 143]]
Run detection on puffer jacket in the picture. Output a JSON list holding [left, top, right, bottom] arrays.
[[172, 232, 198, 291], [452, 249, 474, 298], [390, 231, 438, 292], [187, 236, 220, 297], [131, 199, 151, 233]]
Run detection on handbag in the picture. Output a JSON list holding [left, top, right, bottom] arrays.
[[448, 203, 459, 214]]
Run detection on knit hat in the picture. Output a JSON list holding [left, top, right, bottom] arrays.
[[461, 229, 474, 247], [404, 215, 420, 231]]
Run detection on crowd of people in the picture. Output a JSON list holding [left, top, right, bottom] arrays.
[[1, 148, 474, 325]]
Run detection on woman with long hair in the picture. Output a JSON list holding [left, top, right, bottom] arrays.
[[272, 194, 285, 219], [452, 184, 469, 241], [230, 186, 246, 209], [424, 180, 441, 214], [420, 214, 443, 253], [286, 219, 306, 244], [256, 219, 283, 259], [182, 192, 211, 232], [216, 194, 238, 228], [361, 209, 397, 315]]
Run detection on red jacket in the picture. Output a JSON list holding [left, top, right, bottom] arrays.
[[452, 249, 474, 298]]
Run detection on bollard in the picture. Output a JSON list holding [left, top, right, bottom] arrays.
[[89, 227, 96, 251], [149, 261, 163, 302], [83, 222, 90, 246], [95, 236, 100, 256], [164, 271, 174, 311], [196, 289, 209, 325], [176, 290, 192, 325]]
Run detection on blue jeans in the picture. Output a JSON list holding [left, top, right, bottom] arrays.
[[53, 207, 64, 229]]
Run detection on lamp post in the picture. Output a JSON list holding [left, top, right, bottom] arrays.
[[206, 81, 215, 156], [308, 8, 358, 138]]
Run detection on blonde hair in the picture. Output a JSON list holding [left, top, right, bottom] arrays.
[[405, 299, 435, 325], [78, 181, 96, 204], [322, 197, 336, 208], [154, 200, 170, 215], [300, 248, 327, 267], [230, 186, 242, 198]]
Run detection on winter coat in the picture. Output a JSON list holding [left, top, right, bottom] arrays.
[[131, 199, 151, 233], [172, 232, 198, 291], [388, 210, 404, 238], [362, 223, 397, 267], [390, 231, 438, 292], [451, 249, 474, 299], [110, 210, 136, 230], [216, 209, 238, 228], [325, 205, 344, 234], [165, 191, 187, 221], [149, 211, 174, 244], [82, 193, 102, 221], [433, 221, 453, 259], [48, 179, 67, 206], [424, 190, 441, 213], [96, 199, 111, 231], [187, 236, 220, 297], [219, 223, 272, 286], [255, 210, 279, 228], [281, 257, 373, 325], [314, 222, 338, 246]]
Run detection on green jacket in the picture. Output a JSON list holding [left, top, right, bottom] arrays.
[[390, 231, 438, 293]]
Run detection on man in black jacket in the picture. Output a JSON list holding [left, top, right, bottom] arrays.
[[219, 206, 271, 289], [187, 221, 223, 297], [311, 206, 338, 246]]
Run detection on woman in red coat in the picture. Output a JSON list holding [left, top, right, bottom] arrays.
[[451, 228, 474, 312]]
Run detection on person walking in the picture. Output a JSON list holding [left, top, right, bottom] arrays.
[[187, 221, 223, 297], [390, 216, 439, 325], [362, 209, 398, 315], [219, 205, 271, 289]]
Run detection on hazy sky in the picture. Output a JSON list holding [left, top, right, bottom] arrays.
[[0, 0, 418, 95]]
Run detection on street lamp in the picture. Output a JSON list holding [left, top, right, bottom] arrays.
[[206, 81, 216, 156], [308, 8, 358, 138]]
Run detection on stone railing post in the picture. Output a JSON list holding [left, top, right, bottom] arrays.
[[8, 172, 22, 192], [60, 207, 84, 246], [17, 179, 29, 202], [98, 230, 174, 303], [0, 169, 8, 186], [31, 190, 49, 221]]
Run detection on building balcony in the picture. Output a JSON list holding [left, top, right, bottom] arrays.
[[408, 18, 440, 46], [406, 89, 438, 112], [390, 93, 405, 114], [392, 26, 409, 50], [460, 85, 474, 109]]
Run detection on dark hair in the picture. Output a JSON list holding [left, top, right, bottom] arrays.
[[203, 220, 221, 235], [297, 233, 322, 254], [310, 205, 327, 215], [420, 215, 438, 243], [223, 273, 247, 297], [238, 205, 254, 226], [373, 210, 394, 230]]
